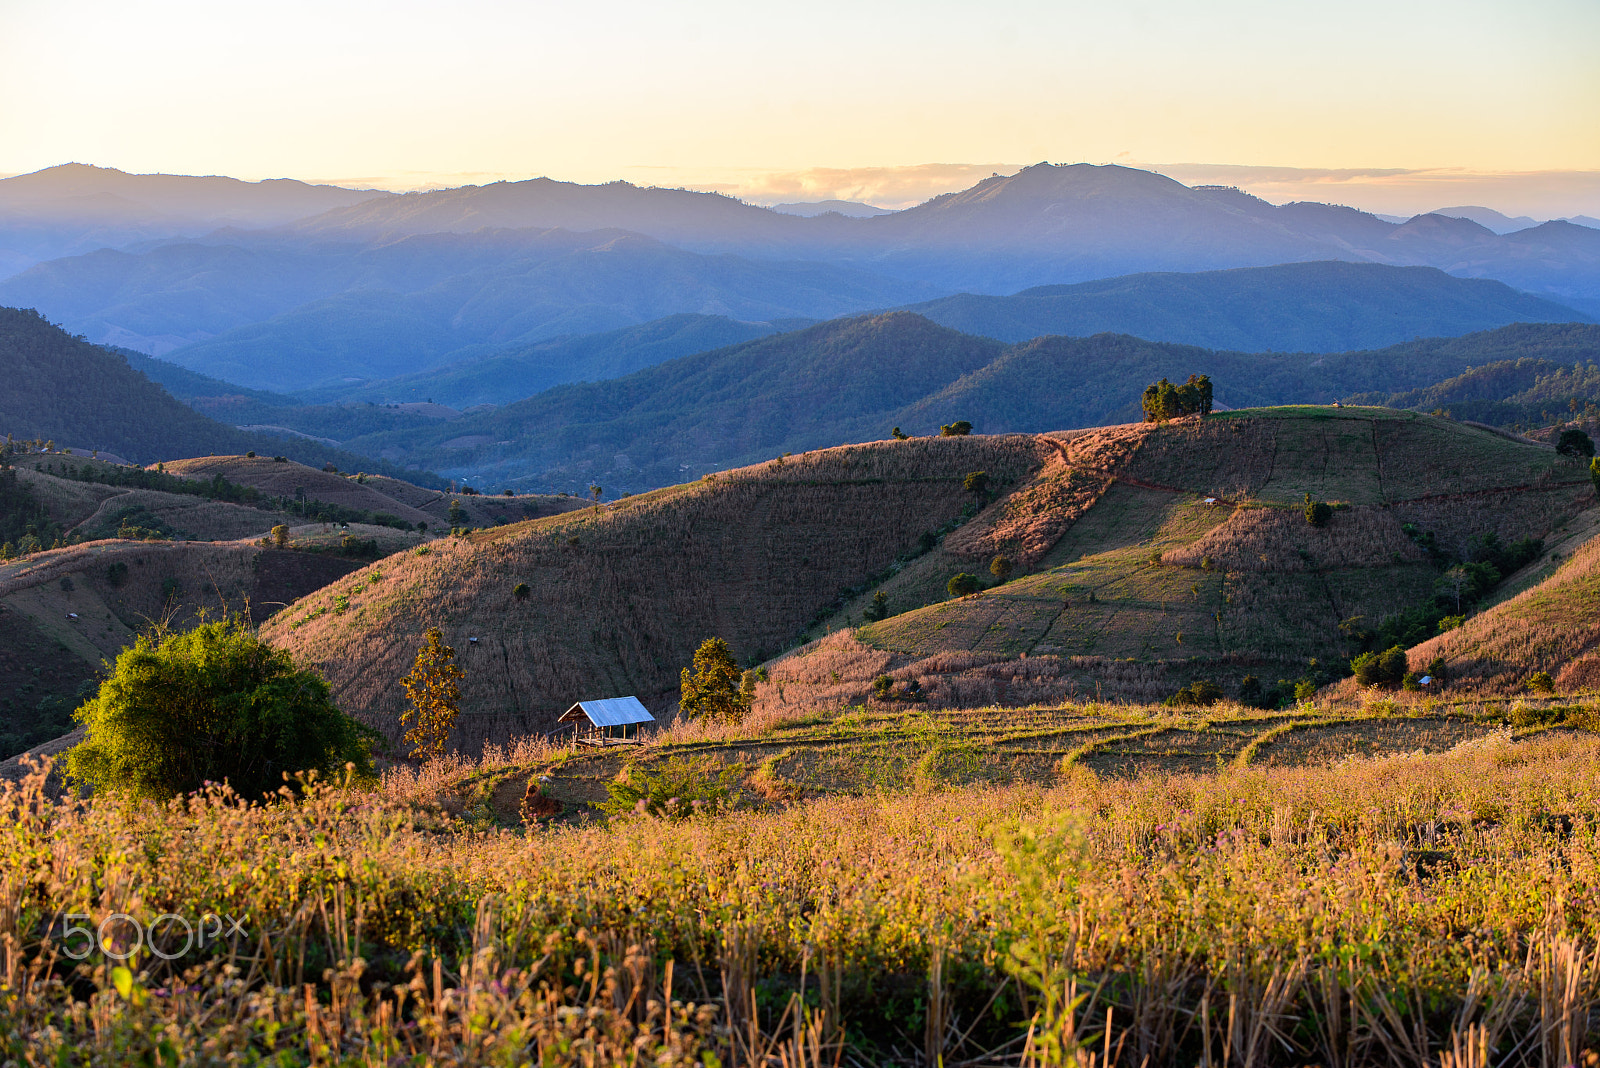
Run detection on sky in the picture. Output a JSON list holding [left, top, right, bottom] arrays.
[[2, 0, 1598, 215]]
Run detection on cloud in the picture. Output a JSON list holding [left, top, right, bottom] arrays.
[[621, 164, 1028, 210]]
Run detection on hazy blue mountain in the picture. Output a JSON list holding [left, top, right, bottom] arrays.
[[770, 200, 894, 218], [899, 262, 1590, 351], [0, 228, 932, 389], [284, 163, 1600, 301], [0, 307, 440, 483], [327, 315, 1600, 494], [0, 164, 385, 274], [1430, 206, 1541, 234], [297, 313, 809, 408]]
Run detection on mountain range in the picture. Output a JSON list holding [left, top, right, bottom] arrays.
[[3, 162, 1599, 396]]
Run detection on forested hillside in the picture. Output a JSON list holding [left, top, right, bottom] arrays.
[[0, 308, 444, 483], [902, 261, 1589, 351], [328, 316, 1600, 493]]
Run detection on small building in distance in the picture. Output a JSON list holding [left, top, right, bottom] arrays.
[[558, 696, 655, 746]]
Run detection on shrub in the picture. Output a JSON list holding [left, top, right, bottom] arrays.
[[245, 450, 256, 458], [940, 421, 972, 437], [272, 455, 287, 462], [64, 616, 375, 801], [597, 756, 740, 820], [1294, 679, 1319, 703], [1592, 456, 1600, 494], [947, 572, 980, 597], [1165, 679, 1223, 707], [105, 561, 128, 587], [1352, 645, 1408, 687], [1526, 671, 1556, 694], [1438, 614, 1465, 632], [502, 488, 514, 497], [271, 524, 290, 549], [513, 582, 531, 601], [680, 637, 749, 722], [989, 555, 1014, 583], [891, 427, 910, 440], [1303, 494, 1332, 528], [1556, 428, 1595, 459], [863, 590, 890, 622], [872, 675, 894, 701], [399, 628, 465, 761], [963, 470, 990, 494]]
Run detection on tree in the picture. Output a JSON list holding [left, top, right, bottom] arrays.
[[947, 572, 980, 597], [680, 638, 749, 722], [963, 471, 990, 495], [863, 590, 890, 622], [1592, 456, 1600, 495], [940, 421, 972, 437], [271, 524, 291, 549], [399, 628, 464, 761], [1303, 494, 1332, 527], [1556, 428, 1595, 459], [1141, 374, 1213, 422], [891, 427, 910, 440], [447, 499, 464, 526], [1351, 644, 1408, 687], [590, 485, 603, 504], [64, 616, 375, 801], [989, 555, 1014, 582]]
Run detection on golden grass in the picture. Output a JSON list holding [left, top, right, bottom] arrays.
[[7, 730, 1600, 1063]]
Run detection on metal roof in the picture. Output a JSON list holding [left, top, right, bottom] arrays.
[[559, 696, 655, 727]]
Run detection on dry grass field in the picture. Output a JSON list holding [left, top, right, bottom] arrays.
[[259, 409, 1598, 745], [158, 456, 438, 527], [853, 409, 1595, 698], [8, 716, 1600, 1064], [265, 435, 1056, 748]]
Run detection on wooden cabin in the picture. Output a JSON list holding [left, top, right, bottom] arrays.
[[559, 696, 655, 747]]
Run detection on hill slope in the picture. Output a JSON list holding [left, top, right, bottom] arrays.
[[902, 262, 1590, 352], [264, 409, 1595, 749], [1402, 505, 1600, 695], [263, 435, 1055, 748]]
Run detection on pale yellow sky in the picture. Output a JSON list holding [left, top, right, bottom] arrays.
[[2, 0, 1598, 214]]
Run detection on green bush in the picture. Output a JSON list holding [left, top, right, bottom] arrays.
[[989, 555, 1014, 582], [947, 572, 980, 597], [597, 757, 741, 820], [1526, 671, 1556, 695], [513, 582, 531, 601], [940, 421, 972, 437], [1352, 645, 1408, 687], [1556, 428, 1595, 459], [1304, 495, 1332, 527], [1165, 679, 1223, 707], [962, 470, 990, 494], [65, 616, 377, 802]]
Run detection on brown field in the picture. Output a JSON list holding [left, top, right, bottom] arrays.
[[264, 435, 1056, 748], [256, 411, 1600, 746], [158, 456, 436, 526]]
